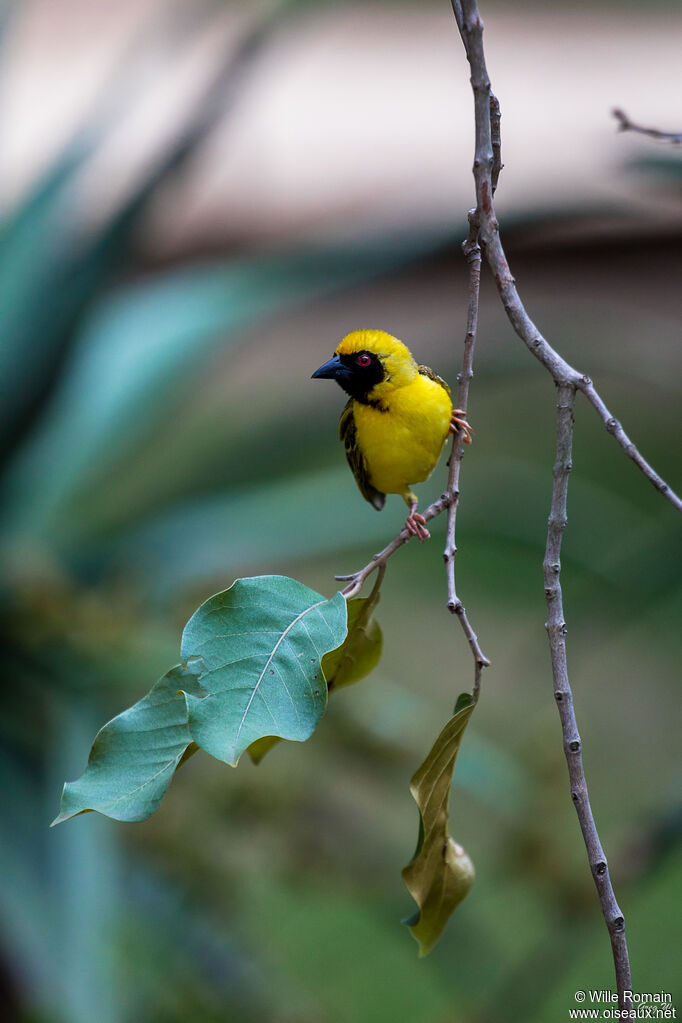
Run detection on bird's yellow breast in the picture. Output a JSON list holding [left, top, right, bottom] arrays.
[[351, 373, 452, 500]]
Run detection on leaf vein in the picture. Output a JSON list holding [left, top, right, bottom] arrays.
[[233, 599, 327, 747]]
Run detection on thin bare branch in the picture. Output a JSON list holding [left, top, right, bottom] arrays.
[[443, 210, 490, 699], [544, 383, 632, 1005], [456, 0, 682, 514], [576, 376, 680, 503], [336, 472, 454, 598], [613, 107, 682, 144]]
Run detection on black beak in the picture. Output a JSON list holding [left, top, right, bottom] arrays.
[[311, 355, 347, 381]]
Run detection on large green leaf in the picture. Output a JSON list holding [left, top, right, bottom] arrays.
[[52, 662, 204, 825], [402, 695, 476, 956], [52, 575, 348, 823], [247, 586, 383, 764], [181, 575, 348, 766]]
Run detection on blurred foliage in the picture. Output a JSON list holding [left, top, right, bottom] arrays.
[[1, 1, 681, 1022]]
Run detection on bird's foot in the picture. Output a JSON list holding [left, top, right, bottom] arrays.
[[405, 512, 430, 542], [450, 408, 474, 444]]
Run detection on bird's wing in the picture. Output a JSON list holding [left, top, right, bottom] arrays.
[[417, 364, 452, 399], [339, 400, 385, 511]]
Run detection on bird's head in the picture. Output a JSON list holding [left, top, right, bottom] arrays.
[[311, 329, 418, 404]]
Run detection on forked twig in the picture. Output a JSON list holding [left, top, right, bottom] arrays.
[[339, 4, 678, 988], [453, 0, 682, 513], [450, 0, 673, 1005], [613, 107, 682, 144]]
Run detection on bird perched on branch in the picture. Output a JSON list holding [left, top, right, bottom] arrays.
[[312, 329, 472, 541]]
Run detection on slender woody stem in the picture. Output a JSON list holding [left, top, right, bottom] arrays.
[[444, 210, 490, 699], [336, 468, 456, 597], [544, 384, 632, 1006], [613, 108, 682, 144]]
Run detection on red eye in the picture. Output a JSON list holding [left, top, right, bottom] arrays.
[[356, 353, 371, 367]]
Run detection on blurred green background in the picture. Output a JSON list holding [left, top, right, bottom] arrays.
[[1, 1, 680, 1021]]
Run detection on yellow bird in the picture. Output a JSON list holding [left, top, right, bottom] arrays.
[[312, 329, 471, 540]]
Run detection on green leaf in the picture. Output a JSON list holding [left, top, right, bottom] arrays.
[[402, 698, 476, 956], [52, 575, 348, 823], [245, 734, 283, 765], [247, 586, 384, 763], [51, 662, 204, 825], [322, 592, 383, 691], [181, 576, 348, 767], [453, 691, 474, 714]]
